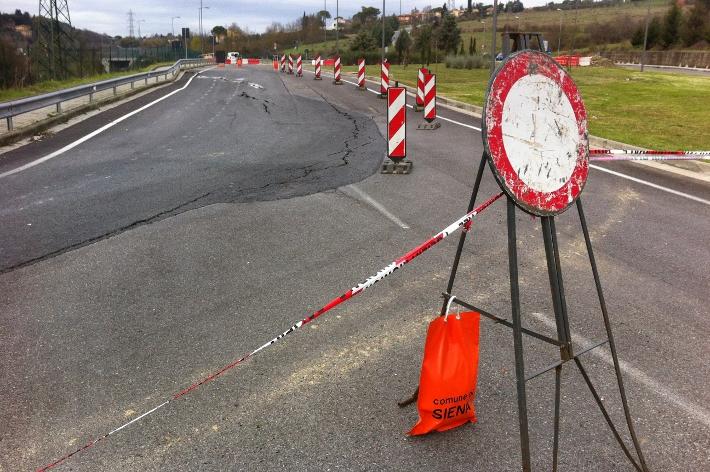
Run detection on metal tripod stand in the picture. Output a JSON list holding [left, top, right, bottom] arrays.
[[440, 152, 650, 471]]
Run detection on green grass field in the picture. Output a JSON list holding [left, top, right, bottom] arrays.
[[340, 63, 709, 150], [284, 37, 352, 57], [0, 62, 174, 103]]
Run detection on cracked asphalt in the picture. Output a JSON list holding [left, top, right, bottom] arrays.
[[1, 65, 709, 471], [0, 68, 382, 273]]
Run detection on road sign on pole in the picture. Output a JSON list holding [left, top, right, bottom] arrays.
[[417, 73, 440, 130], [297, 55, 303, 77], [382, 86, 412, 174], [287, 54, 293, 74]]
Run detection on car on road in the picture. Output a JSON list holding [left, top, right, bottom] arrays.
[[226, 51, 240, 64]]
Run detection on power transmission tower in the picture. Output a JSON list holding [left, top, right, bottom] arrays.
[[36, 0, 76, 80], [128, 9, 135, 38]]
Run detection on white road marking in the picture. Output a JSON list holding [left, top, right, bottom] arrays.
[[529, 312, 710, 428], [342, 184, 410, 230], [0, 66, 216, 179], [590, 164, 710, 206]]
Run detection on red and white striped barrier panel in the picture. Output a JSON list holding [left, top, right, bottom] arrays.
[[423, 73, 436, 122], [287, 55, 293, 74], [296, 55, 303, 77], [247, 58, 261, 65], [381, 59, 390, 97], [358, 58, 366, 89], [416, 67, 429, 110], [589, 149, 710, 161], [387, 86, 407, 159], [555, 55, 581, 67], [314, 55, 322, 80], [333, 55, 342, 84], [323, 58, 335, 66], [35, 190, 503, 472], [280, 54, 286, 72]]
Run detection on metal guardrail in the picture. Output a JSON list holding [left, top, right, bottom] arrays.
[[0, 58, 213, 131]]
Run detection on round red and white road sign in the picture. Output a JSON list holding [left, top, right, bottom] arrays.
[[483, 50, 589, 216]]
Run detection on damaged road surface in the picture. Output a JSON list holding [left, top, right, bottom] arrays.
[[0, 67, 383, 272]]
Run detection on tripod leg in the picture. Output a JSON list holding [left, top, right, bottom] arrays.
[[552, 365, 562, 472], [574, 358, 642, 472], [508, 198, 532, 472], [440, 152, 488, 315], [576, 199, 649, 472]]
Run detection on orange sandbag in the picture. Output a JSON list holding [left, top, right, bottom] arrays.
[[409, 309, 481, 435]]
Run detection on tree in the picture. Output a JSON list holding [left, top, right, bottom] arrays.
[[395, 29, 412, 64], [316, 10, 331, 27], [352, 6, 381, 31], [371, 15, 400, 47], [211, 26, 227, 37], [435, 12, 461, 54], [681, 3, 708, 47], [459, 39, 465, 55], [350, 29, 376, 51], [415, 25, 433, 65], [469, 36, 474, 54], [661, 3, 681, 47]]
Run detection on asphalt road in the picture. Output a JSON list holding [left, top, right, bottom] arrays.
[[1, 65, 708, 471]]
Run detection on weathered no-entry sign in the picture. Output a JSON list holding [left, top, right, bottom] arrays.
[[483, 50, 589, 216]]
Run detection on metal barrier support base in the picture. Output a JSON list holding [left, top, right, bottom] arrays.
[[381, 159, 412, 174], [417, 121, 441, 130]]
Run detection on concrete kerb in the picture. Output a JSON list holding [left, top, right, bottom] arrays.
[[0, 66, 199, 148], [343, 70, 710, 184]]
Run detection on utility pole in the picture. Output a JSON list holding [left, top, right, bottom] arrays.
[[324, 0, 327, 43], [556, 9, 562, 55], [336, 0, 339, 54], [640, 0, 651, 72], [381, 0, 385, 65], [491, 0, 498, 75], [128, 9, 135, 38], [171, 16, 180, 37], [37, 0, 77, 80]]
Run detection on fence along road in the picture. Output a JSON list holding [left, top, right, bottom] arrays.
[[0, 64, 708, 471]]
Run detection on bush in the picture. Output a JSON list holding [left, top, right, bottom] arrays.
[[445, 54, 487, 69]]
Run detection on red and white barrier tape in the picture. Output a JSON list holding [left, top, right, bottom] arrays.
[[37, 192, 503, 471], [358, 58, 366, 88], [590, 149, 710, 162]]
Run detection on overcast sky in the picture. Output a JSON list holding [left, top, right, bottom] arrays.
[[4, 1, 549, 37]]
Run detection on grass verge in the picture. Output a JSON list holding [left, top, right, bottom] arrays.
[[340, 63, 709, 150], [0, 62, 175, 103]]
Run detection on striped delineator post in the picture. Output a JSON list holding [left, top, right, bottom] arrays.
[[423, 73, 436, 122], [333, 55, 342, 84], [296, 55, 303, 77], [280, 54, 286, 72], [387, 87, 406, 159], [357, 58, 366, 90], [380, 59, 390, 98], [287, 54, 293, 74], [314, 55, 322, 80], [415, 67, 429, 111]]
